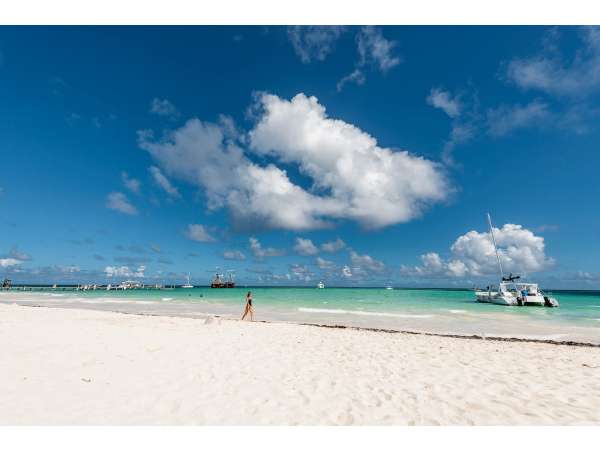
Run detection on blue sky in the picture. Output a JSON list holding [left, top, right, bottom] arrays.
[[1, 25, 599, 287]]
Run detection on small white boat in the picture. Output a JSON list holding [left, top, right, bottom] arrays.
[[474, 214, 559, 308], [182, 273, 193, 289], [385, 285, 393, 290], [317, 281, 325, 289]]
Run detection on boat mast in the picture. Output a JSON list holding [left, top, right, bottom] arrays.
[[487, 213, 504, 279]]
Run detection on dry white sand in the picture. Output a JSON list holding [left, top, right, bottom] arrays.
[[1, 303, 599, 425]]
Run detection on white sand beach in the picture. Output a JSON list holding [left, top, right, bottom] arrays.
[[1, 303, 599, 425]]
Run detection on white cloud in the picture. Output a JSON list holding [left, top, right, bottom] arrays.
[[336, 69, 365, 92], [150, 98, 180, 119], [337, 27, 400, 92], [506, 27, 600, 97], [486, 100, 552, 137], [427, 88, 461, 118], [121, 171, 141, 194], [250, 93, 449, 229], [293, 237, 319, 256], [0, 258, 22, 268], [425, 86, 479, 166], [287, 26, 345, 63], [104, 265, 145, 278], [321, 238, 346, 253], [58, 265, 81, 274], [140, 93, 449, 231], [289, 263, 313, 281], [316, 256, 336, 270], [185, 224, 215, 242], [349, 250, 386, 273], [149, 166, 180, 198], [139, 118, 334, 231], [402, 223, 554, 278], [223, 250, 246, 261], [357, 26, 401, 73], [249, 237, 285, 260], [341, 265, 353, 278], [106, 192, 138, 215]]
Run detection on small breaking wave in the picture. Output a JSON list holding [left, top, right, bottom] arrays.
[[298, 307, 433, 319], [161, 297, 174, 302], [448, 309, 468, 314], [79, 299, 155, 305]]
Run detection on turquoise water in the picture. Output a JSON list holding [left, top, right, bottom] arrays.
[[2, 287, 600, 344]]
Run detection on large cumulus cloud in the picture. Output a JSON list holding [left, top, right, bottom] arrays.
[[139, 93, 450, 231]]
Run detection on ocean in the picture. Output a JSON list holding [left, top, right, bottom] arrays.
[[2, 287, 600, 344]]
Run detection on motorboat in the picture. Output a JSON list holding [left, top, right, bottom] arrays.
[[317, 281, 325, 289]]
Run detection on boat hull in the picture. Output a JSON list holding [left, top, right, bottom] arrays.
[[475, 291, 517, 306], [211, 283, 236, 288]]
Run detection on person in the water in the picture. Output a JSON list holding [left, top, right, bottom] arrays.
[[241, 291, 254, 321]]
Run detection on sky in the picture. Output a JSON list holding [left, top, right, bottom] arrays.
[[1, 25, 600, 288]]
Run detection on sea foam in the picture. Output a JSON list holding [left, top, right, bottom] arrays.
[[298, 307, 433, 319]]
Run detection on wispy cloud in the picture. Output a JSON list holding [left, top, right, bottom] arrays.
[[427, 88, 461, 118], [321, 238, 346, 253], [150, 98, 180, 120], [121, 171, 141, 194], [223, 250, 246, 261], [338, 26, 401, 91], [287, 26, 346, 63], [486, 99, 552, 137], [104, 265, 145, 278], [506, 26, 600, 98], [357, 26, 401, 73], [336, 69, 365, 92], [316, 256, 336, 270], [249, 237, 285, 260], [106, 192, 138, 215], [149, 166, 180, 198], [293, 237, 319, 256], [185, 224, 215, 242]]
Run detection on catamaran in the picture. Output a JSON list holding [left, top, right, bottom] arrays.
[[474, 213, 559, 307]]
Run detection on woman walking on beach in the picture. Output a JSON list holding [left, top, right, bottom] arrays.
[[241, 291, 254, 321]]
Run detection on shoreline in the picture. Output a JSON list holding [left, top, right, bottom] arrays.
[[12, 302, 600, 348]]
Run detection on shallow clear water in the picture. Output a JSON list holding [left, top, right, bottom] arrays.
[[2, 287, 600, 344]]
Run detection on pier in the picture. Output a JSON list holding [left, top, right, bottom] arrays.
[[1, 283, 176, 292]]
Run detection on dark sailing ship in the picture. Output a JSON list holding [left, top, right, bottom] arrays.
[[210, 271, 235, 288]]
